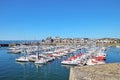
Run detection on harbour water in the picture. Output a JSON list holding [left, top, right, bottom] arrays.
[[0, 47, 70, 80], [106, 47, 120, 63], [0, 47, 120, 80]]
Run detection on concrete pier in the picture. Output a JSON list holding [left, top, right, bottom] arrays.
[[69, 63, 120, 80]]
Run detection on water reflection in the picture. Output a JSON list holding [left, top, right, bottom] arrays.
[[16, 62, 28, 65]]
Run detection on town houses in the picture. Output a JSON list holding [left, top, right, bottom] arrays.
[[39, 37, 119, 46]]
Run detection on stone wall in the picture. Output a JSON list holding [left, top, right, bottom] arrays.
[[69, 63, 120, 80]]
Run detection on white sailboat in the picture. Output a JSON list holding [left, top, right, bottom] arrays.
[[16, 49, 29, 62], [34, 47, 47, 64], [35, 58, 47, 64], [16, 56, 29, 62], [86, 58, 105, 65]]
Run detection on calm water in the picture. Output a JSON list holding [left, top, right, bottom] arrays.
[[0, 47, 120, 80], [106, 47, 120, 63]]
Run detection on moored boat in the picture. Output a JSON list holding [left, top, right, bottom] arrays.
[[16, 56, 29, 62], [35, 58, 47, 64]]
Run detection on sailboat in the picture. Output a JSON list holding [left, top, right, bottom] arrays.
[[16, 48, 29, 62], [16, 56, 29, 62], [34, 47, 47, 64]]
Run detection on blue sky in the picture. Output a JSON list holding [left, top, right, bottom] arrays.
[[0, 0, 120, 40]]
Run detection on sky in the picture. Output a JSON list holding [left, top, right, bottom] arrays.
[[0, 0, 120, 40]]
